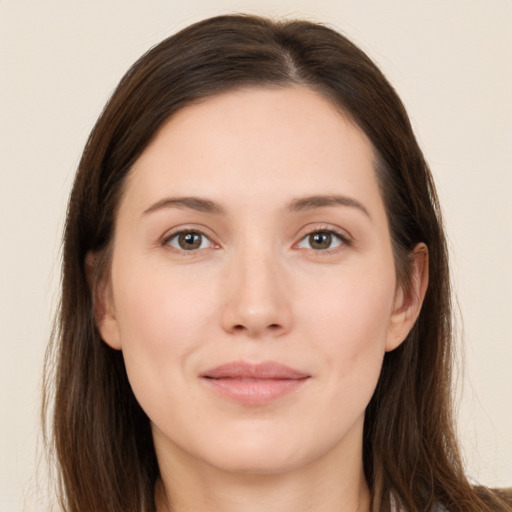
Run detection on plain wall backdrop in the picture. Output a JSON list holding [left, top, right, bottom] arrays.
[[1, 1, 511, 510]]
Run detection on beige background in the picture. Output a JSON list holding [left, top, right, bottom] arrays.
[[1, 0, 511, 510]]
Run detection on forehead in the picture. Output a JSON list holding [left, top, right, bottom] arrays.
[[120, 86, 383, 218]]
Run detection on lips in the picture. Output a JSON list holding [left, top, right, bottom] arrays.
[[200, 361, 310, 405]]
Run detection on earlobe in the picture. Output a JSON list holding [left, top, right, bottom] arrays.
[[85, 251, 122, 350], [386, 243, 429, 352]]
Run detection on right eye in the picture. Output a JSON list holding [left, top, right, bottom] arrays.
[[164, 230, 213, 251]]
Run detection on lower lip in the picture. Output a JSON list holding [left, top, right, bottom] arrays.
[[201, 377, 309, 405]]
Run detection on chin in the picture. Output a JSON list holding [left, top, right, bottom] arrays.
[[195, 424, 330, 476], [207, 447, 307, 476]]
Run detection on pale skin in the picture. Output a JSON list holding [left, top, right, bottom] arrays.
[[93, 86, 428, 512]]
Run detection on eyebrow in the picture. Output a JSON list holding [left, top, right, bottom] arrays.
[[143, 194, 370, 219], [286, 195, 371, 219], [143, 196, 225, 215]]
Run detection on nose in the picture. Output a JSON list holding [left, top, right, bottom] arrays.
[[221, 244, 292, 338]]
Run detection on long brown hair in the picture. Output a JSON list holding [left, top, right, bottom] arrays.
[[43, 14, 512, 512]]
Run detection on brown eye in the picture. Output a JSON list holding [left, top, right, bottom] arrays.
[[309, 232, 332, 250], [297, 230, 345, 251], [166, 231, 210, 251]]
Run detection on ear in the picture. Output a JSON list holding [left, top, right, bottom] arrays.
[[385, 243, 429, 352], [85, 251, 122, 350]]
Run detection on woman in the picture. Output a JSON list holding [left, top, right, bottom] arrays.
[[43, 14, 512, 512]]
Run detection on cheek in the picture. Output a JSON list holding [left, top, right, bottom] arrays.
[[109, 258, 218, 407], [297, 264, 395, 391], [300, 262, 395, 344], [113, 257, 215, 348]]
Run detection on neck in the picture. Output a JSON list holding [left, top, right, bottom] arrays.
[[154, 428, 370, 512], [156, 471, 370, 512]]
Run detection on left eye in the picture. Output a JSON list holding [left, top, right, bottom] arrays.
[[165, 231, 212, 251], [297, 230, 345, 251]]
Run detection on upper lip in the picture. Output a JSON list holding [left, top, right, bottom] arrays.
[[200, 361, 310, 380]]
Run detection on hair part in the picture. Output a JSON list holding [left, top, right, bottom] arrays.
[[43, 13, 512, 512]]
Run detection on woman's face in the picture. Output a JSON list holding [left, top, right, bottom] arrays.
[[97, 86, 422, 477]]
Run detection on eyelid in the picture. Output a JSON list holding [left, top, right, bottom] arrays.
[[159, 223, 352, 254], [161, 225, 219, 252], [294, 224, 353, 253]]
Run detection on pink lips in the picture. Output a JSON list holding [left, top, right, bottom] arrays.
[[200, 361, 310, 405]]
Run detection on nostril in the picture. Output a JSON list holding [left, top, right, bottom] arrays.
[[231, 323, 281, 333]]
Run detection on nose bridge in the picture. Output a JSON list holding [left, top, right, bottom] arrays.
[[222, 233, 291, 336]]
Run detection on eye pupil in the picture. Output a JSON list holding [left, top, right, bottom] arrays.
[[310, 232, 332, 250], [178, 232, 202, 250]]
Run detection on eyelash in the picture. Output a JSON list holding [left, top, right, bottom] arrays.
[[296, 227, 351, 254], [162, 226, 351, 254], [163, 229, 217, 253]]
